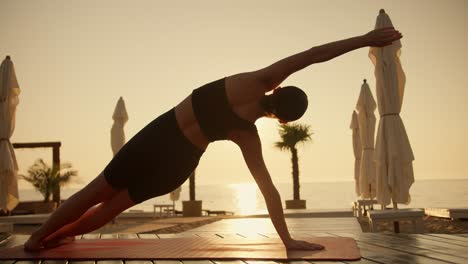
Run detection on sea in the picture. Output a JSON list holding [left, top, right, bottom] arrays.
[[17, 179, 468, 216]]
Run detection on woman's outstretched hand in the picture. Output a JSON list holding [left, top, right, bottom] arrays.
[[364, 27, 403, 47], [284, 238, 325, 251]]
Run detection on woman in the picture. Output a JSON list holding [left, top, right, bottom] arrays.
[[24, 27, 402, 251]]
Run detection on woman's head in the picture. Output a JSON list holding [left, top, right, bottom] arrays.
[[261, 86, 308, 123]]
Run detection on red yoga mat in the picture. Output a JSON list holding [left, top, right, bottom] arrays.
[[0, 237, 361, 261]]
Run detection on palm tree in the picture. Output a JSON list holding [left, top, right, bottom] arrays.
[[183, 169, 202, 216], [189, 170, 196, 201], [20, 159, 78, 203], [275, 123, 313, 201]]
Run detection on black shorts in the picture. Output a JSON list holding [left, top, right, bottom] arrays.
[[103, 108, 204, 204]]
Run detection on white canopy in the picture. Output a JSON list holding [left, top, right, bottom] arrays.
[[350, 111, 361, 196], [0, 56, 20, 211], [356, 80, 377, 199], [370, 9, 414, 206], [111, 97, 128, 156]]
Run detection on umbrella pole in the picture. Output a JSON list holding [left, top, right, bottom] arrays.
[[392, 200, 400, 233], [369, 184, 374, 210]]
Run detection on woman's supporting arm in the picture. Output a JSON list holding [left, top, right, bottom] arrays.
[[231, 131, 324, 250]]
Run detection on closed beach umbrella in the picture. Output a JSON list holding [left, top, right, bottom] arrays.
[[169, 186, 182, 210], [0, 56, 20, 211], [111, 97, 128, 156], [349, 111, 361, 196], [356, 79, 377, 199], [370, 9, 414, 207]]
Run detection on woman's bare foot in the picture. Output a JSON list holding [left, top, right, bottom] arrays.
[[43, 236, 75, 249], [23, 236, 44, 251]]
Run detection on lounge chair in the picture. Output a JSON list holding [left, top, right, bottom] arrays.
[[203, 210, 234, 216], [424, 208, 468, 220], [367, 208, 424, 233]]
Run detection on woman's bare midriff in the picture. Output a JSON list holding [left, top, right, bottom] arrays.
[[174, 95, 209, 151]]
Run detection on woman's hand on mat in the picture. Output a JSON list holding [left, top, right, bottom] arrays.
[[284, 238, 325, 251], [24, 236, 44, 251], [363, 27, 402, 47]]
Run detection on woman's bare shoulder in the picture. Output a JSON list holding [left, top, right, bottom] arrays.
[[225, 72, 269, 105]]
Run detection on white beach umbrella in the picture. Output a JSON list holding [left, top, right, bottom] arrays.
[[0, 56, 20, 211], [111, 97, 128, 156], [169, 186, 182, 210], [350, 111, 361, 196], [370, 9, 414, 207], [356, 79, 377, 199]]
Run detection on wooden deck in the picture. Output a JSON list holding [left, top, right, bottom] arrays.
[[1, 217, 467, 263]]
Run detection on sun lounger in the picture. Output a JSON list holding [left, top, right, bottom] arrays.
[[203, 210, 234, 216], [9, 201, 57, 215], [367, 208, 424, 233], [424, 208, 468, 220], [0, 223, 13, 233], [153, 204, 174, 217], [164, 209, 183, 216], [352, 199, 379, 217]]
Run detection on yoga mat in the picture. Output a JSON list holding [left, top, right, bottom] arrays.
[[0, 237, 361, 261]]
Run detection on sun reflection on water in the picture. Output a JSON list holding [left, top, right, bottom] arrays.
[[229, 183, 258, 215]]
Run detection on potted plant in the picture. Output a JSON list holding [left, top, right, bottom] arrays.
[[182, 170, 202, 216], [19, 159, 78, 212]]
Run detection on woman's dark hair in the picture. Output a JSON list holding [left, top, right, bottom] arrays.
[[261, 86, 308, 122]]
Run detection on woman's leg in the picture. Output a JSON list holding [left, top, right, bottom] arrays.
[[42, 188, 135, 246], [24, 172, 120, 250]]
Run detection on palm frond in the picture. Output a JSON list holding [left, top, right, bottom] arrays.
[[274, 122, 314, 150], [20, 158, 79, 201]]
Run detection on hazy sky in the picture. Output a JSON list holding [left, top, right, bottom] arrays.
[[1, 0, 467, 190]]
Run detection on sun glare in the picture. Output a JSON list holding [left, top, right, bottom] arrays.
[[229, 183, 258, 215]]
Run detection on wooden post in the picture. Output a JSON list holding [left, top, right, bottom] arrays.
[[392, 200, 400, 233], [52, 145, 61, 204]]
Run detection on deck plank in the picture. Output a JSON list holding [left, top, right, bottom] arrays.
[[234, 233, 265, 239], [0, 223, 465, 263], [0, 235, 28, 249], [153, 261, 182, 264], [413, 234, 467, 248], [331, 232, 464, 264], [244, 261, 277, 264], [68, 261, 96, 264], [180, 261, 213, 264], [82, 233, 101, 239], [125, 261, 154, 264], [212, 261, 245, 264], [191, 233, 220, 238], [100, 234, 119, 239], [395, 234, 468, 256], [118, 234, 139, 239], [424, 233, 468, 244], [137, 234, 158, 239], [212, 233, 240, 239], [186, 218, 361, 234], [96, 261, 123, 264], [355, 240, 449, 264], [157, 233, 199, 238], [42, 260, 68, 264], [342, 259, 380, 264], [360, 232, 468, 262]]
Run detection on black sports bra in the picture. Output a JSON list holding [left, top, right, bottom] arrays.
[[192, 78, 257, 142]]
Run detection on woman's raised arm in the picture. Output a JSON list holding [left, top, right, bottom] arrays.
[[226, 27, 402, 100]]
